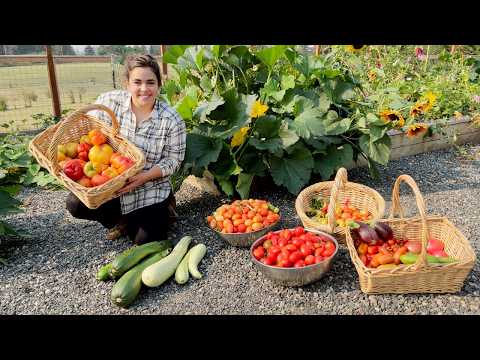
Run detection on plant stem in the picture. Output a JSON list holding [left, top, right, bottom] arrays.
[[423, 45, 430, 72]]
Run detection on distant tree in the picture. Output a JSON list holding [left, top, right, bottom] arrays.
[[149, 45, 160, 55], [84, 45, 95, 56], [62, 45, 76, 55], [13, 45, 42, 54]]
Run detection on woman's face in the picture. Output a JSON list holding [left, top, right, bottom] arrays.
[[126, 67, 159, 110]]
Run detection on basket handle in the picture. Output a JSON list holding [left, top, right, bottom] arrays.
[[325, 167, 348, 232], [47, 104, 120, 175], [389, 175, 430, 270]]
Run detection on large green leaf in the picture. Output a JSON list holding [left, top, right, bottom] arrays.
[[359, 134, 391, 166], [0, 190, 22, 216], [0, 184, 22, 196], [184, 133, 223, 168], [322, 111, 352, 136], [255, 45, 287, 68], [261, 78, 286, 102], [175, 95, 198, 121], [237, 146, 267, 177], [291, 108, 325, 139], [369, 125, 388, 143], [210, 145, 237, 179], [207, 88, 250, 138], [193, 93, 225, 123], [281, 74, 295, 90], [217, 178, 234, 197], [236, 173, 254, 199], [269, 142, 314, 194], [254, 115, 281, 138], [313, 144, 353, 180], [163, 45, 192, 64], [328, 78, 356, 103], [278, 123, 299, 148], [249, 137, 283, 154]]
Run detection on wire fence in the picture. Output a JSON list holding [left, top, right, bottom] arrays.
[[0, 55, 124, 133]]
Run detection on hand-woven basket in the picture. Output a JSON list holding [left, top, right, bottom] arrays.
[[295, 167, 386, 246], [28, 104, 145, 209], [346, 175, 477, 294]]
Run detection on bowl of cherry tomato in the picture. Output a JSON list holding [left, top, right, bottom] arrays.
[[207, 199, 281, 247], [250, 226, 338, 287]]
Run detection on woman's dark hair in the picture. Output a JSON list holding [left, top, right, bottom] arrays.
[[123, 54, 162, 86]]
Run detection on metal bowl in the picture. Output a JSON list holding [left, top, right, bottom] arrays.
[[210, 218, 281, 247], [250, 228, 339, 287]]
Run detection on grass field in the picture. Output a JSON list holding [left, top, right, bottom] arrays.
[[0, 62, 123, 131]]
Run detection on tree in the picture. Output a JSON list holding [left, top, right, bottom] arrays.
[[149, 45, 160, 55], [84, 45, 95, 56]]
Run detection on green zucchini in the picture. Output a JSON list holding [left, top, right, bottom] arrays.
[[188, 244, 207, 279], [96, 263, 113, 281], [174, 252, 190, 285], [111, 240, 171, 278], [142, 236, 192, 287], [111, 249, 170, 308]]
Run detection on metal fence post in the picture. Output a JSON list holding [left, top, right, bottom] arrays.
[[45, 45, 61, 117]]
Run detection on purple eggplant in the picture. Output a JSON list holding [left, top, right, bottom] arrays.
[[374, 222, 394, 241], [353, 222, 380, 245]]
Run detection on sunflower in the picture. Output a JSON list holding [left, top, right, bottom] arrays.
[[409, 102, 426, 117], [345, 45, 365, 53], [406, 123, 429, 138], [367, 69, 377, 81], [422, 91, 437, 112], [230, 127, 250, 148], [379, 110, 405, 128]]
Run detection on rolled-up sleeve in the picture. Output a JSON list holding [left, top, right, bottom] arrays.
[[155, 118, 186, 178]]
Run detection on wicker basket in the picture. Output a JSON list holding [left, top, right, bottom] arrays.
[[295, 167, 386, 246], [346, 175, 477, 294], [29, 104, 145, 209]]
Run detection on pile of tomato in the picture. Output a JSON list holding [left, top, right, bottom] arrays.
[[207, 199, 280, 234], [252, 227, 337, 268], [308, 198, 372, 228]]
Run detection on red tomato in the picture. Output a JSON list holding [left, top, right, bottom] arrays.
[[278, 260, 293, 268], [288, 251, 303, 264], [314, 256, 324, 264], [310, 235, 321, 243], [292, 238, 303, 247], [294, 260, 306, 268], [280, 229, 292, 241], [322, 247, 335, 258], [253, 246, 265, 260], [293, 226, 304, 236], [304, 255, 315, 265], [300, 244, 314, 257], [325, 240, 336, 251], [278, 238, 288, 247], [268, 245, 281, 256], [359, 254, 368, 266], [263, 257, 275, 266], [314, 247, 325, 257], [285, 244, 298, 252]]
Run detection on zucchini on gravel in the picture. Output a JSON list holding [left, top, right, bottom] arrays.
[[174, 252, 190, 285], [142, 236, 192, 288], [188, 244, 207, 279], [111, 240, 171, 278], [96, 263, 113, 282], [111, 249, 170, 308]]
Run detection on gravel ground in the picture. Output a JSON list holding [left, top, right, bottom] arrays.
[[1, 144, 479, 315]]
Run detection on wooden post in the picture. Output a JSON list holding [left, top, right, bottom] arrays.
[[315, 45, 321, 56], [45, 45, 61, 118], [159, 45, 168, 80]]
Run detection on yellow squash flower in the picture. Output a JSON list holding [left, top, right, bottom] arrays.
[[406, 123, 429, 138], [379, 110, 405, 128], [230, 127, 250, 148], [250, 100, 268, 118]]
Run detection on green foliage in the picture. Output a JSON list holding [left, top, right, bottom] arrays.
[[162, 45, 395, 198]]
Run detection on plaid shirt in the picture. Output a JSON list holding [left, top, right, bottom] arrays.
[[91, 90, 186, 215]]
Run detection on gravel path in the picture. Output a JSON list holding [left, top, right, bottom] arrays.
[[1, 144, 479, 315]]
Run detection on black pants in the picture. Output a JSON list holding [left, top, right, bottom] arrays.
[[66, 192, 173, 245]]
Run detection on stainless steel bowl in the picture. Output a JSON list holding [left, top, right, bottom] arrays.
[[250, 228, 339, 287], [210, 218, 281, 248]]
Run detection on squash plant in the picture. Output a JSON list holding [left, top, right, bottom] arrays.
[[161, 45, 392, 198]]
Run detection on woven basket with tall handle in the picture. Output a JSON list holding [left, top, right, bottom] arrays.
[[295, 167, 386, 246], [29, 104, 145, 209], [346, 175, 476, 294]]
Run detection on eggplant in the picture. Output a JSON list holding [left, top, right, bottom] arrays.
[[374, 222, 394, 241], [353, 222, 380, 245]]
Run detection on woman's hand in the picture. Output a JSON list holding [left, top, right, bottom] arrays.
[[115, 172, 151, 196]]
